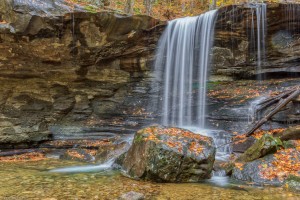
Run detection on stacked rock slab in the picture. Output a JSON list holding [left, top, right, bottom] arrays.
[[213, 3, 300, 80], [0, 0, 163, 145]]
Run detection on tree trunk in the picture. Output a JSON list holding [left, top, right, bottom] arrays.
[[246, 88, 300, 137], [125, 0, 135, 14], [210, 0, 217, 10], [144, 0, 153, 15]]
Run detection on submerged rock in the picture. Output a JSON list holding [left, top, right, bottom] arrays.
[[118, 191, 145, 200], [121, 126, 216, 182], [61, 148, 95, 162]]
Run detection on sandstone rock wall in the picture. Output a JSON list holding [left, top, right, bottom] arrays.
[[0, 1, 299, 145], [0, 0, 163, 145], [212, 3, 300, 79]]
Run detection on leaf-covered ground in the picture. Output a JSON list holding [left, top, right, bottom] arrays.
[[140, 126, 212, 155]]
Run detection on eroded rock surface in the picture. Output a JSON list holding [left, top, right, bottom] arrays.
[[213, 3, 300, 79], [121, 126, 216, 182], [0, 1, 299, 145], [0, 0, 163, 145]]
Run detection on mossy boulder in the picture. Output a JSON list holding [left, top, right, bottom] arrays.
[[237, 134, 282, 162], [121, 126, 216, 182]]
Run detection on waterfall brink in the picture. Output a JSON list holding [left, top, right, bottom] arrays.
[[155, 10, 218, 128]]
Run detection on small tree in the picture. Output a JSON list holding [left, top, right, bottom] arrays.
[[144, 0, 154, 15], [125, 0, 135, 14]]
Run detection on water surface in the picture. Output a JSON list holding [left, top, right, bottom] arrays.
[[0, 159, 299, 199]]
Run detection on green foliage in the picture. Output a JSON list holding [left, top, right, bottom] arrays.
[[282, 140, 299, 149], [134, 133, 144, 143], [207, 81, 222, 90], [133, 7, 142, 14], [84, 5, 98, 13], [264, 134, 283, 150]]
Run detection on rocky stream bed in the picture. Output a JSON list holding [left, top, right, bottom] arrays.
[[0, 0, 300, 199]]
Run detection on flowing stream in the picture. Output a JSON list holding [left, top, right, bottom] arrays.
[[1, 160, 300, 199]]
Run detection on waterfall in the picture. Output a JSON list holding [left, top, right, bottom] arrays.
[[256, 3, 267, 80], [154, 10, 218, 128], [248, 3, 267, 80]]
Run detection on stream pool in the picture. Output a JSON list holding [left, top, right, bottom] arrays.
[[0, 159, 299, 200]]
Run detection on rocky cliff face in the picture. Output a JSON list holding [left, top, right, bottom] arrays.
[[0, 1, 299, 146], [212, 3, 300, 80], [0, 0, 163, 146]]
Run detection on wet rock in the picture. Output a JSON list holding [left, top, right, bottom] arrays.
[[0, 0, 163, 145], [121, 126, 216, 182], [45, 149, 66, 159], [214, 3, 300, 79], [118, 191, 145, 200], [232, 149, 300, 185], [277, 125, 300, 141], [237, 134, 282, 162], [95, 140, 131, 164], [61, 149, 95, 162], [232, 155, 282, 185], [285, 175, 300, 192], [232, 136, 257, 153]]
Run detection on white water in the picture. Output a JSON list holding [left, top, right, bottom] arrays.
[[154, 10, 233, 182], [49, 136, 134, 173], [247, 97, 265, 124], [182, 126, 232, 161], [155, 10, 218, 128], [183, 126, 232, 185], [249, 3, 267, 80], [256, 3, 267, 80], [49, 159, 115, 173]]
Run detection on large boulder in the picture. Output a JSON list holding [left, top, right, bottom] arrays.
[[232, 148, 300, 185], [121, 126, 216, 182]]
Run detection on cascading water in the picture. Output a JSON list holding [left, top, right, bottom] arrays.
[[154, 10, 232, 182], [249, 3, 267, 80], [155, 10, 218, 128], [256, 3, 267, 80]]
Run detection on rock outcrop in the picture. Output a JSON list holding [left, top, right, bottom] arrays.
[[212, 3, 300, 80], [0, 0, 163, 145], [121, 126, 216, 182], [0, 1, 299, 145]]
